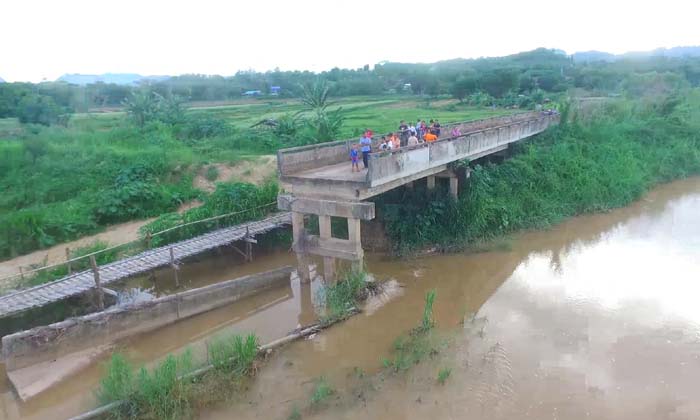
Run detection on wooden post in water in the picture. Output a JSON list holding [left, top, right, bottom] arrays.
[[89, 255, 105, 311], [169, 247, 180, 288], [65, 247, 72, 275], [19, 267, 24, 282]]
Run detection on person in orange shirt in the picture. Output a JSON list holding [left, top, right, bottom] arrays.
[[391, 133, 401, 149], [424, 132, 438, 143]]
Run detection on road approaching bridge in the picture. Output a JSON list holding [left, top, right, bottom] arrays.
[[277, 112, 559, 282]]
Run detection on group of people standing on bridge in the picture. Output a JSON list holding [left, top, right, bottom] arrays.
[[350, 118, 462, 172]]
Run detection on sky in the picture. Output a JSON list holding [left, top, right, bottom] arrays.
[[1, 0, 699, 82]]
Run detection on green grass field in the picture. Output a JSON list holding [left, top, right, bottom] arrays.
[[74, 95, 509, 138]]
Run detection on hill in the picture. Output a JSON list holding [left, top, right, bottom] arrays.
[[57, 73, 169, 86], [574, 46, 700, 63]]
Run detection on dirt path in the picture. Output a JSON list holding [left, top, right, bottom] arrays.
[[0, 218, 153, 281]]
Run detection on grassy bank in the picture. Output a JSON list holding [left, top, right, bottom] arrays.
[[377, 91, 700, 253]]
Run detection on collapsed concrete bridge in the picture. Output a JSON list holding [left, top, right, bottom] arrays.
[[277, 112, 559, 282]]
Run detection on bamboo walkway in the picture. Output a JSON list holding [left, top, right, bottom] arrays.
[[0, 213, 292, 319]]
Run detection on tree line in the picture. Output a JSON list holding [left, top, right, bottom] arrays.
[[2, 48, 700, 125]]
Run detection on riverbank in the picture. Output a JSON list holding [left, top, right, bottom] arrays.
[[376, 92, 700, 254]]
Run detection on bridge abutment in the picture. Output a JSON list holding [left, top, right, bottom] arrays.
[[279, 195, 375, 284]]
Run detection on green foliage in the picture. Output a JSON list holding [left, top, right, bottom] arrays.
[[384, 289, 442, 372], [320, 268, 368, 323], [310, 376, 334, 406], [204, 165, 219, 181], [16, 94, 66, 125], [297, 79, 345, 144], [179, 114, 230, 141], [140, 181, 278, 247], [98, 351, 193, 419], [207, 333, 259, 376], [437, 367, 451, 385], [420, 289, 436, 333], [288, 405, 302, 420]]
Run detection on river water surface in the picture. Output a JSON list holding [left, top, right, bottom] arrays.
[[3, 177, 700, 419]]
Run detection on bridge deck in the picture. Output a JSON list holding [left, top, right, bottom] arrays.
[[292, 161, 367, 183], [279, 113, 559, 200], [0, 213, 292, 319]]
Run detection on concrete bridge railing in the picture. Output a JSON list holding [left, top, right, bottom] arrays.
[[366, 114, 559, 187], [277, 112, 540, 176]]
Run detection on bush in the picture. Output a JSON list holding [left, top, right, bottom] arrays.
[[319, 268, 368, 323], [207, 333, 259, 376], [179, 115, 231, 141], [98, 351, 194, 419]]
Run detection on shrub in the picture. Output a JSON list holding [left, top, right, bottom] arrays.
[[98, 350, 193, 419], [310, 376, 334, 406], [207, 333, 259, 376]]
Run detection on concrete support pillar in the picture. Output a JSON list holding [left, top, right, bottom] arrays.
[[427, 175, 436, 190], [449, 177, 459, 199], [318, 215, 335, 283], [292, 212, 311, 283], [298, 280, 315, 326], [405, 181, 414, 189], [347, 217, 363, 269]]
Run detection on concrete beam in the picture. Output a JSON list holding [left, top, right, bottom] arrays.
[[278, 195, 375, 220], [305, 235, 363, 261]]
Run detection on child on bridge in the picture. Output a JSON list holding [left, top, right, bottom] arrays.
[[350, 144, 360, 172]]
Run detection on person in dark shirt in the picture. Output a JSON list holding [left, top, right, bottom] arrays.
[[434, 120, 441, 137], [398, 120, 409, 146]]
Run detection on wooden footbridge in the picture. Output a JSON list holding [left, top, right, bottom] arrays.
[[0, 213, 291, 319]]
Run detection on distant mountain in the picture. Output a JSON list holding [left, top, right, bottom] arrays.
[[0, 76, 5, 83], [573, 46, 700, 63], [572, 51, 618, 63], [57, 73, 170, 86]]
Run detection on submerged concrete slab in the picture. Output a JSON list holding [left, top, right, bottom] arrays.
[[7, 345, 111, 401], [2, 267, 294, 372]]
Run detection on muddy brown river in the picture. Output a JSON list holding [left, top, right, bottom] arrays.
[[3, 177, 700, 419]]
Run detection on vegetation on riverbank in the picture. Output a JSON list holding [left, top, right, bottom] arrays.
[[377, 91, 700, 253], [94, 269, 370, 419], [382, 289, 445, 372]]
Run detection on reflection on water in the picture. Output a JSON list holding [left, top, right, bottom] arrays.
[[3, 178, 700, 419]]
